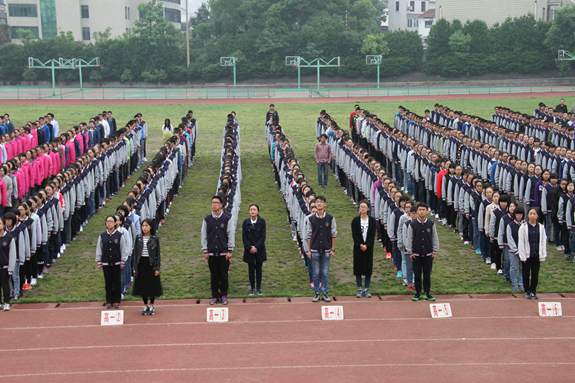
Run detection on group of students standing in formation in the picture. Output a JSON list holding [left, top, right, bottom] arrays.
[[0, 110, 150, 311], [95, 111, 197, 314], [313, 99, 573, 300]]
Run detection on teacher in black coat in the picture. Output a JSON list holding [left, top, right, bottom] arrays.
[[242, 204, 267, 296], [351, 200, 376, 298]]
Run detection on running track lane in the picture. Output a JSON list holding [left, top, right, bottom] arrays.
[[2, 91, 575, 106], [0, 294, 574, 382]]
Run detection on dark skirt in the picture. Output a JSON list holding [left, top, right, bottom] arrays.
[[132, 257, 163, 299]]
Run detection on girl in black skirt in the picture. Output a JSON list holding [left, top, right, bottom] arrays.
[[132, 218, 163, 315]]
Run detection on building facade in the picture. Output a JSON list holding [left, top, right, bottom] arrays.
[[6, 0, 181, 43], [435, 0, 570, 26], [388, 0, 436, 32]]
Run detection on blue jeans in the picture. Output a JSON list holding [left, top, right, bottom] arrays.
[[502, 246, 511, 279], [472, 218, 481, 251], [509, 248, 523, 286], [544, 213, 560, 245], [317, 163, 329, 187], [401, 249, 414, 284], [356, 275, 371, 289], [311, 251, 330, 293], [392, 242, 401, 271], [11, 262, 20, 297]]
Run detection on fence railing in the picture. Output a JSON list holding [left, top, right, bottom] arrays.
[[2, 77, 575, 100]]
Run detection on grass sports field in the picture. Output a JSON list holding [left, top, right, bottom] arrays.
[[11, 95, 575, 303]]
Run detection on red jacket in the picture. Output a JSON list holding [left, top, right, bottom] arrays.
[[436, 169, 447, 199]]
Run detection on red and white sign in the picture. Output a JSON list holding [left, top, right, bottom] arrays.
[[100, 310, 124, 326], [538, 302, 562, 317], [430, 303, 452, 318], [207, 307, 228, 322], [321, 305, 344, 320]]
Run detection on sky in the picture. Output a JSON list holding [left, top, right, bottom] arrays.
[[180, 0, 204, 21]]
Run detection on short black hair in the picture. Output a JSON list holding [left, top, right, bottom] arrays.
[[416, 203, 428, 210], [212, 195, 223, 204], [316, 195, 326, 202], [320, 134, 328, 139]]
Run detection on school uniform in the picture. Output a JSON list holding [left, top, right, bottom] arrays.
[[405, 218, 439, 294], [201, 211, 235, 300], [518, 222, 547, 295], [242, 217, 267, 291], [95, 229, 129, 305]]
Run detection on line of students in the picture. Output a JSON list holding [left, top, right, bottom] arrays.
[[96, 113, 197, 311], [201, 114, 240, 306], [0, 113, 151, 311]]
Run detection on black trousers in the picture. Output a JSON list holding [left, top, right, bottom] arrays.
[[103, 265, 122, 304], [208, 256, 229, 299], [413, 255, 433, 293], [491, 240, 502, 270], [522, 256, 540, 293], [0, 268, 9, 304], [248, 262, 263, 290]]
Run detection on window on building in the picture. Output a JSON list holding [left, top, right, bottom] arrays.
[[408, 19, 412, 27], [425, 19, 433, 28], [13, 26, 39, 38], [409, 1, 415, 11], [8, 4, 38, 17], [39, 0, 57, 38], [163, 0, 180, 3], [395, 1, 399, 11], [421, 1, 426, 12], [164, 8, 180, 23], [81, 5, 89, 18], [82, 27, 90, 40], [125, 6, 131, 20]]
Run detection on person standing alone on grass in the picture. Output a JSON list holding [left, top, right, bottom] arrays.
[[406, 203, 439, 302], [201, 196, 234, 305], [266, 104, 279, 125], [242, 204, 267, 296], [306, 195, 337, 303], [315, 134, 332, 189], [351, 200, 376, 298]]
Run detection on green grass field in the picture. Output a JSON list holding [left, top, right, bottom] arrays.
[[10, 95, 575, 303]]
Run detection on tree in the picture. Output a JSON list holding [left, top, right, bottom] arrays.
[[120, 69, 134, 83], [22, 68, 36, 82], [190, 2, 211, 35], [15, 29, 35, 44], [545, 4, 575, 75], [360, 33, 389, 56], [0, 24, 12, 45], [93, 27, 113, 42], [425, 18, 452, 74]]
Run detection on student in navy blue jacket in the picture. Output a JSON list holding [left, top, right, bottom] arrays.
[[96, 215, 129, 309], [242, 204, 267, 296], [406, 203, 439, 302]]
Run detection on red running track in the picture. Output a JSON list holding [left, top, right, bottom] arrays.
[[2, 91, 575, 106], [0, 294, 574, 382]]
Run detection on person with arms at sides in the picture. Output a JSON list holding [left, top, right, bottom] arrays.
[[266, 104, 279, 125], [518, 207, 547, 299], [398, 202, 415, 291], [132, 218, 163, 316], [556, 98, 568, 114], [201, 196, 234, 305], [242, 204, 267, 296], [314, 134, 332, 189], [0, 217, 16, 311], [96, 215, 129, 309], [351, 200, 376, 298], [162, 119, 174, 142], [506, 206, 525, 291], [306, 195, 337, 303], [405, 203, 439, 302]]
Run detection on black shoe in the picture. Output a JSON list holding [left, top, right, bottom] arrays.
[[424, 292, 436, 301], [412, 292, 422, 301], [505, 278, 511, 284], [148, 306, 155, 315], [525, 292, 532, 299], [312, 292, 320, 302], [531, 292, 539, 299], [141, 306, 149, 315]]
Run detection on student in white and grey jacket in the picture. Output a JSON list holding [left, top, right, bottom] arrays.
[[518, 207, 547, 299]]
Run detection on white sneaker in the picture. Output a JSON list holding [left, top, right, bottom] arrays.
[[435, 214, 439, 219], [80, 227, 83, 232], [485, 257, 492, 264], [3, 303, 10, 311], [57, 253, 60, 258], [491, 263, 497, 270], [31, 278, 37, 286], [166, 209, 170, 213], [292, 235, 297, 241], [131, 276, 134, 282], [37, 274, 43, 279], [497, 269, 503, 275]]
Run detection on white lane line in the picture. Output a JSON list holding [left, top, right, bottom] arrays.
[[1, 337, 575, 353], [0, 315, 573, 331], [1, 362, 575, 378]]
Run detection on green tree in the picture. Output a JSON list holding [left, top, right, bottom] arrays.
[[425, 18, 452, 74], [545, 4, 575, 75], [0, 24, 12, 45], [120, 69, 134, 83], [22, 68, 37, 81], [360, 33, 389, 56], [16, 29, 36, 44], [93, 27, 113, 42]]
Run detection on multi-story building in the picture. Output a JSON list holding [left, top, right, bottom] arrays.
[[6, 0, 181, 43], [417, 8, 435, 44], [388, 0, 436, 32], [435, 0, 570, 26]]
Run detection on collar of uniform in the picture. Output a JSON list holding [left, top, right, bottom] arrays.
[[212, 211, 223, 219], [107, 229, 117, 235], [417, 218, 427, 224]]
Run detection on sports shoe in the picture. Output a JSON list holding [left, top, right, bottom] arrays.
[[37, 274, 43, 279], [464, 241, 470, 245], [310, 282, 314, 290], [31, 278, 37, 286], [497, 269, 503, 275], [221, 296, 228, 305], [397, 270, 403, 278], [531, 292, 539, 299], [22, 283, 31, 291], [256, 290, 262, 296], [364, 289, 372, 298], [249, 289, 255, 296], [424, 292, 436, 301], [141, 306, 149, 315], [321, 293, 331, 302], [412, 292, 422, 301], [519, 284, 524, 290], [313, 292, 320, 302], [402, 279, 408, 286], [525, 292, 532, 299], [556, 246, 563, 251], [148, 306, 155, 315], [106, 303, 112, 309], [513, 284, 519, 291], [486, 257, 492, 264], [12, 295, 18, 302], [356, 289, 363, 298], [476, 249, 482, 255], [491, 263, 497, 270], [408, 284, 414, 291], [386, 252, 392, 259], [394, 265, 397, 271], [210, 298, 217, 305], [114, 303, 120, 309], [3, 303, 10, 311], [505, 278, 511, 284]]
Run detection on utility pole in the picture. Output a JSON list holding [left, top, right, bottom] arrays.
[[186, 0, 190, 67], [345, 10, 348, 31]]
